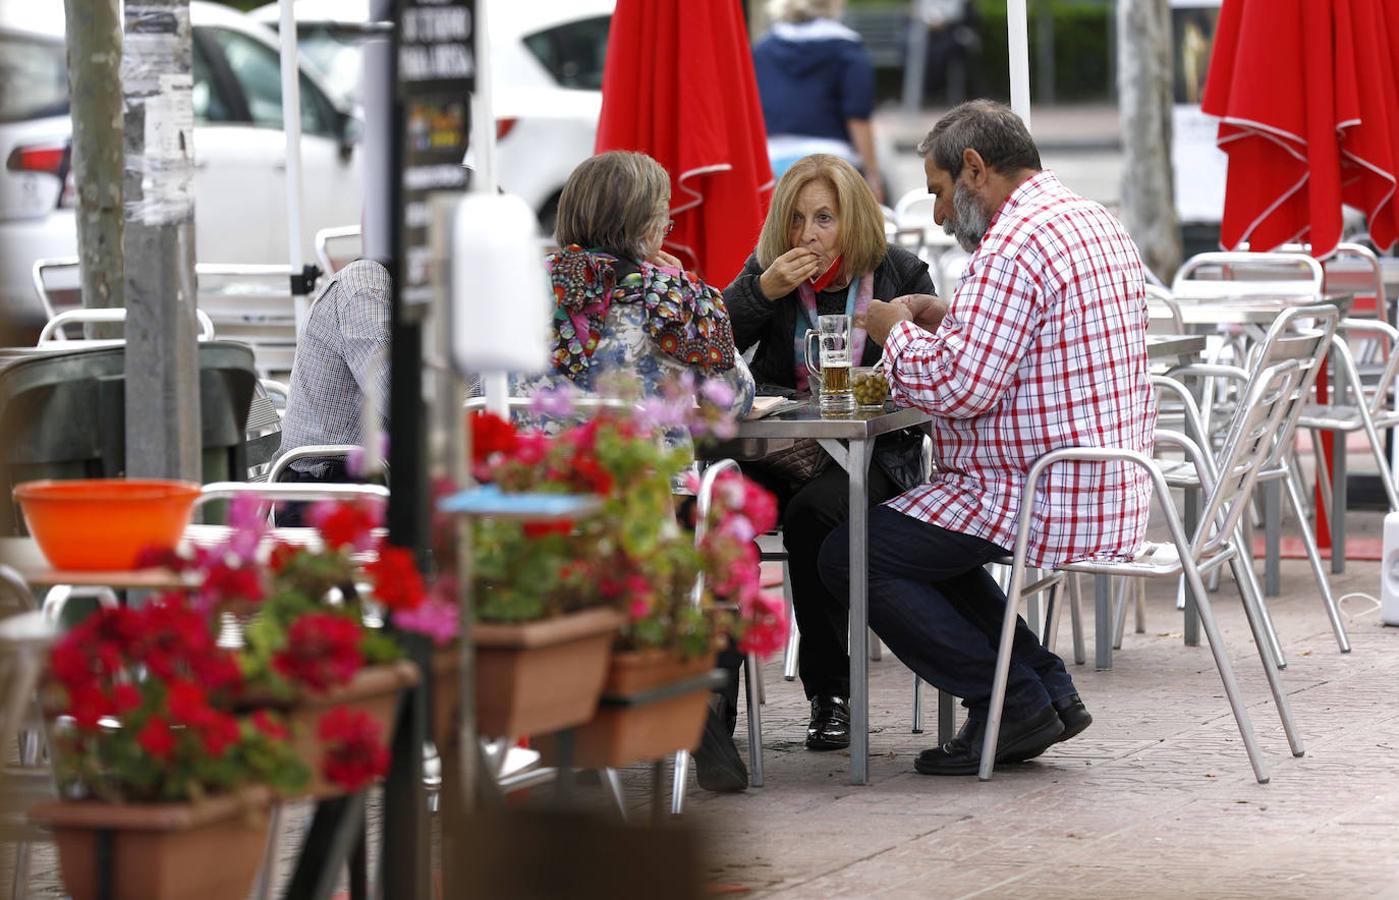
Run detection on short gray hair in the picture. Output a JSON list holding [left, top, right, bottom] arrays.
[[766, 0, 843, 24], [916, 100, 1042, 180], [554, 151, 670, 261]]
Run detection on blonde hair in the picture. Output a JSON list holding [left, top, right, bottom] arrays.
[[755, 154, 887, 275], [767, 0, 843, 23], [554, 151, 670, 260]]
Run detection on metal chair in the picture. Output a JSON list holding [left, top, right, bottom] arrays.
[[981, 359, 1309, 784], [0, 568, 57, 900], [314, 224, 363, 276], [1172, 250, 1325, 300], [1297, 319, 1399, 563], [1155, 305, 1342, 661], [671, 459, 766, 815]]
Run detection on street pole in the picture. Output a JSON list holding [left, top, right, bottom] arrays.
[[121, 0, 201, 481], [63, 0, 124, 334]]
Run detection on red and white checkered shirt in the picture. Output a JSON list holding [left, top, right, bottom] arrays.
[[882, 171, 1156, 566]]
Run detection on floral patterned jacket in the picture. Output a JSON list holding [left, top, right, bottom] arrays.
[[511, 249, 755, 485]]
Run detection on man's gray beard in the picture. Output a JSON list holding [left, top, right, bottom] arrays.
[[942, 180, 991, 253]]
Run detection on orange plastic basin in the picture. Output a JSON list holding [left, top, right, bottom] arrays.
[[13, 479, 202, 571]]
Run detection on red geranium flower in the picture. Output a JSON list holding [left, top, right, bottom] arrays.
[[470, 411, 519, 464], [267, 541, 299, 573], [522, 520, 573, 538], [251, 709, 290, 741], [137, 716, 175, 761], [317, 706, 389, 792], [198, 710, 241, 757], [110, 683, 142, 714], [312, 500, 382, 551], [364, 546, 426, 612], [272, 612, 364, 692]]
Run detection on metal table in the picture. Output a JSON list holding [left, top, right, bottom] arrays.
[[705, 403, 932, 785]]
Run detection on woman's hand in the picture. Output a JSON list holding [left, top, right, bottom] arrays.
[[649, 249, 684, 270], [758, 247, 823, 300]]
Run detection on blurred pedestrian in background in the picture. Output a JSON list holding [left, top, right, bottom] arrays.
[[752, 0, 885, 203]]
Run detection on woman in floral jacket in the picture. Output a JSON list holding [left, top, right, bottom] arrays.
[[513, 150, 753, 423], [512, 150, 755, 794]]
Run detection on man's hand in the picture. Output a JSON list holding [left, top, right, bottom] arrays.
[[758, 247, 823, 300], [859, 299, 913, 346], [891, 293, 948, 333]]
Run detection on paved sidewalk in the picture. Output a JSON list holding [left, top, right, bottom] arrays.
[[642, 514, 1399, 898]]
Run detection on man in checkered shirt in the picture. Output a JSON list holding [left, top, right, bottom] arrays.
[[278, 259, 391, 504], [820, 101, 1155, 775]]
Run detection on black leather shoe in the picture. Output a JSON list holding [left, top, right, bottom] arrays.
[[914, 705, 1063, 775], [1002, 693, 1093, 763], [694, 701, 748, 793], [1053, 693, 1092, 742], [805, 696, 851, 750]]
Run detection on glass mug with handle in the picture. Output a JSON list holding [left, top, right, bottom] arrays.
[[804, 313, 856, 414]]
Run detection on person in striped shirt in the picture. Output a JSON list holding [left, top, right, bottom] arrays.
[[820, 100, 1156, 775]]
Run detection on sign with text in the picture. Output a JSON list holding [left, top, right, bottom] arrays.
[[397, 0, 474, 305]]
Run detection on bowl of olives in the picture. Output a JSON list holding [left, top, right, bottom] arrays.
[[852, 366, 889, 410]]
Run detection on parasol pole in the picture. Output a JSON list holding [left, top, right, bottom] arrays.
[[470, 0, 508, 416], [1007, 0, 1032, 131], [278, 0, 311, 333]]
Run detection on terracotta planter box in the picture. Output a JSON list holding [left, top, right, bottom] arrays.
[[474, 607, 623, 738], [541, 650, 715, 769], [28, 787, 272, 900], [282, 660, 420, 799]]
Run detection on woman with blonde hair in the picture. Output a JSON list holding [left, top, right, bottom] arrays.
[[724, 153, 936, 751]]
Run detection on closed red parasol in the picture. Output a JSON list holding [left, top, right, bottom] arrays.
[[1202, 0, 1399, 257], [595, 0, 774, 287]]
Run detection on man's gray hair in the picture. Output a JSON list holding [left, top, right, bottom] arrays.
[[916, 99, 1042, 180], [766, 0, 843, 23]]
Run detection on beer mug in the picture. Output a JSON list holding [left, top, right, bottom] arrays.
[[804, 314, 856, 414]]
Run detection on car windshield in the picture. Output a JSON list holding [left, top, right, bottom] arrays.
[[522, 14, 609, 90], [298, 24, 370, 108], [0, 33, 68, 123]]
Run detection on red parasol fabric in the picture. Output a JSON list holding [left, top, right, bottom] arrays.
[[595, 0, 774, 287], [1202, 0, 1399, 257]]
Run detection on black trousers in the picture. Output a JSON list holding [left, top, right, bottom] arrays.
[[743, 461, 900, 700]]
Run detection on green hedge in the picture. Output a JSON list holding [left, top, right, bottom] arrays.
[[971, 1, 1114, 102]]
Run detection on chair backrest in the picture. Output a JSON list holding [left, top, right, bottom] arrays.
[[1193, 359, 1304, 559], [893, 187, 934, 228], [38, 307, 216, 345], [1246, 305, 1339, 471], [1172, 251, 1324, 299], [1277, 241, 1387, 318], [0, 611, 54, 774], [314, 225, 364, 276], [1145, 284, 1186, 335]]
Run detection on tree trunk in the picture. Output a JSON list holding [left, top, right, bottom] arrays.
[[1117, 0, 1182, 282], [122, 0, 201, 480], [63, 0, 124, 325]]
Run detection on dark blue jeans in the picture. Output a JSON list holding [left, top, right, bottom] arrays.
[[818, 506, 1077, 723]]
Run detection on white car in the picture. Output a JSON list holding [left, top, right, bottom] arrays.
[[252, 0, 612, 231], [0, 1, 362, 331]]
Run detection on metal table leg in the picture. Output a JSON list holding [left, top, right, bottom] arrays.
[[1264, 479, 1282, 596], [847, 438, 872, 785]]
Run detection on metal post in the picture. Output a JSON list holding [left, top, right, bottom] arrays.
[[1035, 0, 1055, 105], [121, 0, 201, 482], [847, 439, 872, 785]]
